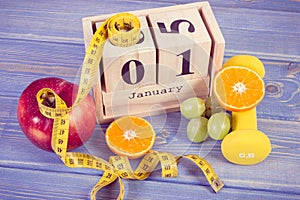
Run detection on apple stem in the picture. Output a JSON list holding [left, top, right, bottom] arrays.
[[40, 92, 56, 108]]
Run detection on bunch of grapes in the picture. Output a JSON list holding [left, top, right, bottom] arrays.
[[180, 97, 231, 143]]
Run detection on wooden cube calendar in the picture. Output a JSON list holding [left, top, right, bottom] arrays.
[[82, 2, 225, 123]]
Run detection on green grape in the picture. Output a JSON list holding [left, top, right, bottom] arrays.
[[186, 117, 208, 143], [207, 112, 231, 140], [180, 97, 206, 119], [205, 96, 224, 118]]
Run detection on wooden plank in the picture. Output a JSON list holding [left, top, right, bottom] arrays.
[[1, 2, 299, 61], [254, 60, 299, 121], [0, 1, 172, 43], [0, 39, 85, 68], [156, 0, 300, 13], [1, 166, 300, 200], [1, 0, 300, 17], [213, 7, 300, 61]]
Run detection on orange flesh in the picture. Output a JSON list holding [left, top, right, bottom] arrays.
[[214, 66, 265, 111], [106, 116, 155, 155]]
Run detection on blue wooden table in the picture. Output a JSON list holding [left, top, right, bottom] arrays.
[[1, 0, 299, 199]]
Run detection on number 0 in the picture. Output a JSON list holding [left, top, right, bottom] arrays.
[[121, 60, 145, 85]]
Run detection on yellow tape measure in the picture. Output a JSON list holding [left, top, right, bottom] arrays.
[[36, 12, 224, 199]]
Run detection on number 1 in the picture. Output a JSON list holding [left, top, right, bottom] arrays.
[[177, 49, 194, 76]]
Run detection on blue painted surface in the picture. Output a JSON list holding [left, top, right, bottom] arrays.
[[0, 0, 299, 199]]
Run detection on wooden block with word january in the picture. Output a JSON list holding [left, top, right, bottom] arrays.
[[102, 78, 210, 118]]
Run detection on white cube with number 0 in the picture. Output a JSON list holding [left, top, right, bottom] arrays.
[[99, 16, 156, 93]]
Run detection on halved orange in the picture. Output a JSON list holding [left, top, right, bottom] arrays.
[[105, 116, 156, 159], [213, 66, 265, 112]]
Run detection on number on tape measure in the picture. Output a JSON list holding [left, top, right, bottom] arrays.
[[36, 12, 224, 200], [180, 154, 224, 193]]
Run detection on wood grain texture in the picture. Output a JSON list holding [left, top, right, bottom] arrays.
[[3, 166, 300, 200], [0, 0, 299, 199]]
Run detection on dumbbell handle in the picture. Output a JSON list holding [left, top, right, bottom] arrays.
[[232, 107, 257, 131]]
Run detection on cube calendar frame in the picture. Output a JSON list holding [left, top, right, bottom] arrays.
[[82, 1, 225, 124]]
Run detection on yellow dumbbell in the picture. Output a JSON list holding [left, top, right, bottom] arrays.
[[220, 55, 272, 165]]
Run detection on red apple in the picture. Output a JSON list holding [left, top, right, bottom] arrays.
[[17, 77, 96, 151]]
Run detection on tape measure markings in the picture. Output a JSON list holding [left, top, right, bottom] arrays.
[[178, 154, 225, 193]]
